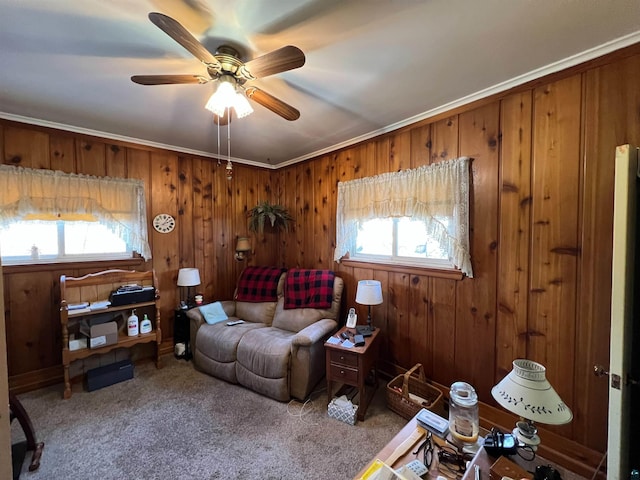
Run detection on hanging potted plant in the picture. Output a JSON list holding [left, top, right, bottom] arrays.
[[247, 201, 294, 234]]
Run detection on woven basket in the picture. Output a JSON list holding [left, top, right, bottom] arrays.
[[386, 363, 443, 420]]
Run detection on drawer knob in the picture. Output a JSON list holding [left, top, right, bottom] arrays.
[[340, 370, 345, 375], [340, 356, 345, 360]]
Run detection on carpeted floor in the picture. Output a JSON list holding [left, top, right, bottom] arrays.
[[12, 356, 407, 480]]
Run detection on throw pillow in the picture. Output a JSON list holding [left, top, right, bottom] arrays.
[[199, 302, 228, 324]]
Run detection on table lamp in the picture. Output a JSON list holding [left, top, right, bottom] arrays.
[[355, 279, 383, 335], [235, 237, 251, 261], [177, 268, 201, 308], [491, 359, 573, 449]]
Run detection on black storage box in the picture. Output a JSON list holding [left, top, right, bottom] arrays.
[[86, 359, 134, 392], [109, 287, 155, 306]]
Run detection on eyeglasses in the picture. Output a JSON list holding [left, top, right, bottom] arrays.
[[413, 431, 434, 469], [437, 445, 469, 478]]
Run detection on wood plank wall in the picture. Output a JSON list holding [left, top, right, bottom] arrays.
[[1, 127, 279, 391], [2, 43, 640, 471], [274, 46, 640, 463]]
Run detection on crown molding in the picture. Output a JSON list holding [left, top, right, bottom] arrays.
[[0, 112, 274, 169], [2, 31, 639, 171], [278, 31, 640, 168]]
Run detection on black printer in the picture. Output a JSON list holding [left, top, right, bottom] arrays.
[[109, 284, 155, 306]]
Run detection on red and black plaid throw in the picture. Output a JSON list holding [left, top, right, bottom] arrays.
[[235, 266, 287, 302], [284, 269, 335, 309]]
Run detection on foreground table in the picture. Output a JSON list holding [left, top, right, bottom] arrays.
[[355, 412, 587, 480]]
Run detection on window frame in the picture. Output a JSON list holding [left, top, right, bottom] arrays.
[[334, 157, 473, 277], [0, 219, 135, 266], [349, 216, 459, 271]]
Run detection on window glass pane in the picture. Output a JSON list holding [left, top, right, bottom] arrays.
[[0, 220, 130, 262], [65, 222, 128, 255], [0, 222, 58, 257], [356, 219, 392, 255], [397, 217, 448, 260]]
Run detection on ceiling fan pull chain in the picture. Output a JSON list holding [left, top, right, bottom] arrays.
[[216, 115, 221, 166], [226, 108, 233, 180]]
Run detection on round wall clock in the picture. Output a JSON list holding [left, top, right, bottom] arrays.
[[153, 213, 175, 233]]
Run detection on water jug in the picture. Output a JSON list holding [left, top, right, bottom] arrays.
[[448, 381, 479, 446]]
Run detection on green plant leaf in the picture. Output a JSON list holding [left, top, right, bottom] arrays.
[[247, 201, 293, 234]]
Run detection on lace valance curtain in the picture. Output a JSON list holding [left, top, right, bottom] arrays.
[[0, 165, 152, 260], [334, 156, 473, 277]]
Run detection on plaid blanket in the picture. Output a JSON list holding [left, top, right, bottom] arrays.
[[235, 266, 286, 302], [284, 269, 335, 310]]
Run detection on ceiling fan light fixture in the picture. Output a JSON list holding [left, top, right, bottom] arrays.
[[205, 75, 236, 116], [205, 75, 253, 119], [233, 90, 254, 118]]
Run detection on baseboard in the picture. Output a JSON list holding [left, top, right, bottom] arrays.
[[9, 366, 63, 395], [9, 342, 175, 395], [159, 340, 174, 357]]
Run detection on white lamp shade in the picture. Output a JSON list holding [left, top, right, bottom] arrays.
[[355, 280, 383, 306], [205, 76, 236, 116], [204, 75, 254, 119], [177, 268, 201, 287], [233, 93, 254, 118], [491, 359, 573, 425]]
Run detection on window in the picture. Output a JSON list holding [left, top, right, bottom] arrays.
[[0, 220, 131, 264], [335, 157, 473, 276], [0, 165, 152, 263], [353, 217, 451, 267]]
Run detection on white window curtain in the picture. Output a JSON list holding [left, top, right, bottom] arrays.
[[334, 156, 473, 277], [0, 165, 152, 260]]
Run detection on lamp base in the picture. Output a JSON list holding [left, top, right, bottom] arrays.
[[513, 426, 540, 450], [356, 325, 375, 337]]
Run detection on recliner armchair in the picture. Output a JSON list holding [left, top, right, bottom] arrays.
[[187, 268, 343, 401]]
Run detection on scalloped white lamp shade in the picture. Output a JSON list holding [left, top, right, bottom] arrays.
[[491, 359, 573, 425]]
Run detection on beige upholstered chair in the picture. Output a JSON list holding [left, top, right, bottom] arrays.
[[187, 269, 343, 401]]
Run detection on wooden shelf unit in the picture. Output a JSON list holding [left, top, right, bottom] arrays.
[[60, 269, 162, 399]]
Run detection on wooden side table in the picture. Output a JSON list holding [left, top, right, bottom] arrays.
[[325, 326, 380, 421]]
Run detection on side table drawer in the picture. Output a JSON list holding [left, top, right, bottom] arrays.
[[329, 364, 358, 383], [329, 350, 358, 367]]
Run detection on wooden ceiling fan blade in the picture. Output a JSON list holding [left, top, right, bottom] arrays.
[[240, 46, 305, 80], [149, 0, 214, 35], [148, 12, 220, 68], [245, 87, 300, 121], [131, 74, 209, 85]]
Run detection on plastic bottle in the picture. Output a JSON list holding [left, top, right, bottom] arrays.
[[140, 313, 152, 334], [448, 381, 479, 447], [127, 309, 139, 336]]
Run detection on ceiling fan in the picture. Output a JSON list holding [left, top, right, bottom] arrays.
[[131, 12, 305, 124]]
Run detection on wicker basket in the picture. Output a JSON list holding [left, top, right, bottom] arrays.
[[386, 363, 443, 420]]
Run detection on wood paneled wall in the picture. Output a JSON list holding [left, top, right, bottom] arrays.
[[274, 46, 640, 464], [3, 43, 640, 473], [1, 125, 280, 390]]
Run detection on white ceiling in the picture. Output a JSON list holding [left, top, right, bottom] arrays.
[[1, 0, 639, 168]]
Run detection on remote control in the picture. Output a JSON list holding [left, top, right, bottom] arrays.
[[403, 459, 428, 477], [226, 320, 244, 326], [416, 408, 449, 437]]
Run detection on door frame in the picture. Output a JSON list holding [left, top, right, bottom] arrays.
[[608, 144, 637, 478], [0, 259, 12, 479]]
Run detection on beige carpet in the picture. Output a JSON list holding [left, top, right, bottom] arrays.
[[12, 356, 407, 480]]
